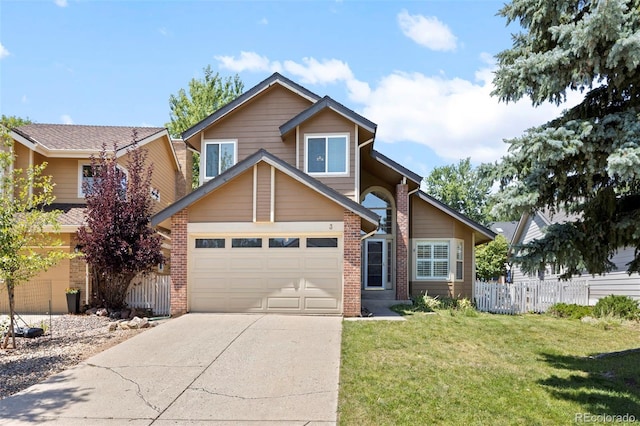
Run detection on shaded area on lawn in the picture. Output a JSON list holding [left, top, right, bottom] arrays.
[[538, 350, 640, 418]]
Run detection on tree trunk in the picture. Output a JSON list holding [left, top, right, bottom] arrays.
[[2, 279, 16, 349], [94, 271, 136, 310]]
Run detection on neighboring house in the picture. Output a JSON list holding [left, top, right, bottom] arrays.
[[510, 210, 640, 303], [6, 124, 187, 313], [152, 73, 495, 317]]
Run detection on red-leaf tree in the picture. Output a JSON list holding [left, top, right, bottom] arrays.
[[77, 137, 164, 310]]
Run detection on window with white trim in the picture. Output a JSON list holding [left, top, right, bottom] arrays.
[[203, 140, 236, 181], [78, 162, 127, 198], [455, 240, 464, 280], [416, 241, 450, 279], [305, 134, 348, 175]]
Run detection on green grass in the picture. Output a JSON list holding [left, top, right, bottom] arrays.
[[338, 310, 640, 425]]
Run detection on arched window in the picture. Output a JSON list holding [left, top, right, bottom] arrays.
[[362, 190, 393, 234]]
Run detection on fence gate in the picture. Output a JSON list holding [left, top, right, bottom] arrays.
[[125, 274, 171, 316]]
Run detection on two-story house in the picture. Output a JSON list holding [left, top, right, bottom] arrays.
[[8, 124, 186, 313], [152, 73, 495, 317]]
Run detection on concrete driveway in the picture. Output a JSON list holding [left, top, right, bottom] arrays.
[[0, 314, 342, 425]]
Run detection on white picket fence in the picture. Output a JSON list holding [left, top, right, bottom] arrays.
[[474, 280, 589, 314], [125, 274, 171, 316]]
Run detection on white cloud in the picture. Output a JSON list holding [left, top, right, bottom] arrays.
[[61, 114, 74, 125], [21, 95, 28, 104], [0, 43, 9, 59], [259, 17, 268, 25], [282, 57, 353, 85], [215, 51, 278, 73], [54, 0, 68, 7], [356, 66, 582, 163], [397, 10, 457, 52], [214, 51, 582, 163]]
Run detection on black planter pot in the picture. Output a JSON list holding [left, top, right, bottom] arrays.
[[66, 292, 81, 314]]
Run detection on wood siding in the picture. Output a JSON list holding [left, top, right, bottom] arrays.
[[121, 135, 178, 215], [27, 234, 73, 314], [203, 85, 312, 166], [297, 109, 357, 200], [256, 162, 271, 222], [189, 169, 254, 223], [274, 170, 344, 222], [409, 197, 475, 299], [44, 157, 83, 203]]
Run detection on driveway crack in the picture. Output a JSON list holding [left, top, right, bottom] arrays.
[[86, 363, 161, 413], [150, 314, 265, 424], [189, 386, 333, 400]]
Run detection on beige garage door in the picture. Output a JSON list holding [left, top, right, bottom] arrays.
[[188, 235, 343, 314]]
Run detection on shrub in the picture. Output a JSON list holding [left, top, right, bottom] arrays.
[[411, 293, 442, 312], [547, 303, 593, 320], [593, 295, 640, 320]]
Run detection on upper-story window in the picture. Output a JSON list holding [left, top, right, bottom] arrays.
[[78, 162, 127, 198], [305, 134, 348, 176], [203, 140, 236, 182]]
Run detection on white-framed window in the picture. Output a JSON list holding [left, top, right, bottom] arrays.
[[456, 240, 464, 280], [78, 161, 127, 198], [414, 239, 464, 281], [202, 140, 236, 182], [305, 134, 348, 175], [416, 241, 450, 279]]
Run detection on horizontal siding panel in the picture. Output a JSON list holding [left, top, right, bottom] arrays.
[[274, 170, 343, 222], [189, 169, 253, 222]]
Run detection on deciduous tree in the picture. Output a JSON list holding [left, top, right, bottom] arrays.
[[77, 139, 164, 310], [166, 67, 243, 188], [423, 158, 495, 225], [475, 234, 510, 281], [491, 0, 640, 277], [0, 116, 68, 349]]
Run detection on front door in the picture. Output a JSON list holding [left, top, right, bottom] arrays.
[[365, 239, 386, 289]]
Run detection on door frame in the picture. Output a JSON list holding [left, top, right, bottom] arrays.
[[364, 238, 387, 289]]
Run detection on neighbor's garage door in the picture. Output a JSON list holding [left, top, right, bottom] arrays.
[[188, 235, 343, 314]]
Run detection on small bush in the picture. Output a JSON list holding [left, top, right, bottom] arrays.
[[547, 303, 593, 320], [411, 293, 442, 312], [593, 295, 640, 320]]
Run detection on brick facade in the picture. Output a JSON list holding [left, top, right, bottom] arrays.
[[396, 183, 409, 300], [170, 209, 188, 316], [343, 210, 361, 317]]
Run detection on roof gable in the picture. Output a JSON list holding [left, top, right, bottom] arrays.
[[415, 190, 496, 243], [151, 149, 379, 228], [279, 95, 377, 136], [181, 73, 322, 142]]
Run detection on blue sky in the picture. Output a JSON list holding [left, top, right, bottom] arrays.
[[0, 0, 577, 176]]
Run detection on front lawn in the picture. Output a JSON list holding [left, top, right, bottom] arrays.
[[338, 310, 640, 425]]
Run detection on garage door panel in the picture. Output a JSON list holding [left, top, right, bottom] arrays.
[[267, 297, 300, 309], [304, 278, 340, 291], [192, 276, 228, 290], [266, 277, 300, 290], [189, 234, 342, 314], [230, 257, 265, 270], [304, 256, 340, 270], [267, 257, 302, 269], [192, 256, 229, 271], [304, 297, 339, 309]]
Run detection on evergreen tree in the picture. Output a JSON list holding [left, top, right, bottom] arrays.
[[491, 0, 640, 277], [77, 138, 164, 309]]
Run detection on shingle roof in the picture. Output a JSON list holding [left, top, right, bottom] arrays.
[[13, 124, 165, 152], [44, 204, 87, 227]]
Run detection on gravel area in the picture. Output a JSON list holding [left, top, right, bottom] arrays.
[[0, 315, 149, 399]]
